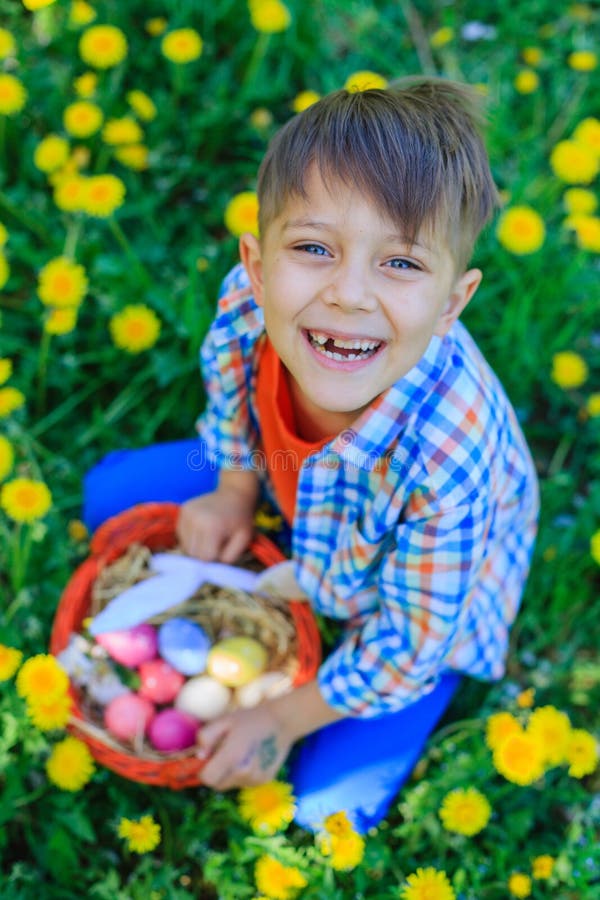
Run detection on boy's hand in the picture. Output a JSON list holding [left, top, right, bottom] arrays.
[[176, 470, 259, 563], [197, 704, 292, 790]]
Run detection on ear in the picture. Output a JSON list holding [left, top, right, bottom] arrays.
[[239, 233, 264, 307], [434, 268, 482, 337]]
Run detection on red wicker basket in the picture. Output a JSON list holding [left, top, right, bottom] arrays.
[[50, 502, 321, 789]]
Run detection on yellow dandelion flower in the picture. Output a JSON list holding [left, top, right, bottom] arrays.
[[496, 206, 546, 254], [0, 252, 9, 289], [248, 0, 292, 34], [113, 144, 149, 171], [323, 810, 354, 836], [400, 867, 456, 900], [492, 730, 546, 785], [38, 256, 88, 308], [551, 350, 588, 389], [249, 107, 273, 129], [63, 100, 103, 138], [430, 26, 454, 49], [22, 0, 57, 9], [69, 0, 96, 28], [566, 214, 600, 251], [292, 90, 320, 113], [0, 222, 7, 246], [573, 117, 600, 157], [126, 89, 157, 122], [0, 28, 16, 60], [46, 735, 95, 791], [0, 73, 27, 116], [238, 780, 296, 834], [563, 187, 598, 215], [532, 855, 555, 879], [67, 518, 88, 541], [586, 394, 600, 418], [568, 3, 593, 22], [527, 706, 572, 766], [44, 307, 78, 335], [0, 434, 15, 481], [53, 175, 88, 213], [591, 529, 600, 565], [344, 70, 388, 92], [565, 728, 598, 778], [82, 174, 125, 217], [109, 304, 161, 353], [2, 477, 52, 523], [516, 688, 535, 709], [0, 644, 22, 680], [0, 387, 25, 418], [71, 145, 90, 169], [0, 357, 12, 384], [514, 69, 539, 94], [225, 191, 259, 237], [508, 872, 532, 898], [79, 25, 128, 69], [161, 28, 203, 64], [73, 71, 97, 98], [550, 140, 599, 184], [145, 18, 168, 37], [522, 47, 542, 66], [439, 786, 492, 836], [102, 117, 143, 146], [318, 830, 365, 871], [568, 50, 597, 72], [26, 691, 72, 730], [34, 134, 70, 174], [254, 855, 307, 900], [16, 654, 67, 701], [117, 815, 161, 853]]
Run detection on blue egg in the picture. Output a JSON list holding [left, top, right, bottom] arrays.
[[158, 618, 211, 675]]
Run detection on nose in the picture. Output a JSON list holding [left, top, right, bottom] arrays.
[[321, 262, 377, 313]]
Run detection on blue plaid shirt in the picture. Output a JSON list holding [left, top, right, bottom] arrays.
[[197, 264, 540, 717]]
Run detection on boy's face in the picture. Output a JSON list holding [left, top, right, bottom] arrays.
[[241, 166, 481, 439]]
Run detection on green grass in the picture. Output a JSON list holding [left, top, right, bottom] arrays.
[[0, 0, 599, 897]]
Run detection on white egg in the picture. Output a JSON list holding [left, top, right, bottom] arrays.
[[174, 675, 232, 721], [235, 671, 293, 709]]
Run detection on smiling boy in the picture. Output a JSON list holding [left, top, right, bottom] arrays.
[[85, 79, 539, 833]]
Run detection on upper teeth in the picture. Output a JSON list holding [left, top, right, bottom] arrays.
[[309, 330, 380, 351]]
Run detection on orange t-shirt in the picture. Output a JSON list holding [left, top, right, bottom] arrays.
[[255, 337, 333, 526]]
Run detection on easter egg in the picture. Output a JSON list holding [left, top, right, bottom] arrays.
[[157, 618, 211, 676], [104, 692, 155, 743], [235, 671, 293, 709], [138, 658, 185, 705], [96, 623, 158, 668], [206, 636, 268, 687], [175, 675, 232, 720], [147, 708, 199, 752]]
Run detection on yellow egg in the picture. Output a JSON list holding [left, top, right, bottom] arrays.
[[207, 636, 268, 687]]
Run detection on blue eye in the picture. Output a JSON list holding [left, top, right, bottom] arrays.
[[387, 257, 419, 270], [296, 243, 329, 256]]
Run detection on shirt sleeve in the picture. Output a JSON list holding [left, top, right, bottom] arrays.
[[195, 266, 263, 470], [316, 493, 490, 717]]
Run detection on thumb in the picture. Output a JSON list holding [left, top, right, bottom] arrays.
[[196, 716, 231, 756]]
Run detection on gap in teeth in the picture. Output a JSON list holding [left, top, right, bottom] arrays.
[[308, 330, 380, 352]]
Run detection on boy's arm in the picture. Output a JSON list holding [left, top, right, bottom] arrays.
[[197, 679, 345, 791]]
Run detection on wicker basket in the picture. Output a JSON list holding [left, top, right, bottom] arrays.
[[50, 502, 321, 789]]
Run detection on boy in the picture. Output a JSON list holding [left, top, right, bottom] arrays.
[[85, 79, 539, 832]]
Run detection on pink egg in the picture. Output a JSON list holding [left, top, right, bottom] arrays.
[[138, 658, 185, 705], [104, 692, 155, 743], [96, 624, 158, 668], [147, 708, 199, 752]]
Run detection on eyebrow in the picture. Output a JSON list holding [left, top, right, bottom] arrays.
[[283, 218, 432, 252]]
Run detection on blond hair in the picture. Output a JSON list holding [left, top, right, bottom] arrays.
[[257, 77, 500, 270]]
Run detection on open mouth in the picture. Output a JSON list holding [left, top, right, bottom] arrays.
[[306, 329, 383, 361]]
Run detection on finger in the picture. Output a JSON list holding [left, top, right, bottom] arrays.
[[219, 526, 253, 564], [197, 717, 231, 754]]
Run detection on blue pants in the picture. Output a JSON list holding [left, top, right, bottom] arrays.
[[84, 439, 460, 833]]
